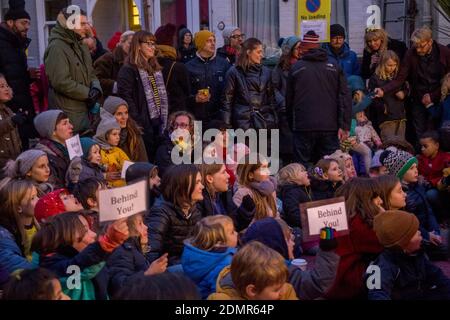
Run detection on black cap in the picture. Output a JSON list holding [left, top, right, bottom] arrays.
[[330, 24, 345, 39], [4, 0, 30, 21]]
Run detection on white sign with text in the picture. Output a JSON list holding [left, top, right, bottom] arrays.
[[99, 180, 148, 222], [306, 200, 349, 236], [66, 134, 83, 160]]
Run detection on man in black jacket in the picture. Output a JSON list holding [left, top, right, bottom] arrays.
[[0, 0, 38, 149], [286, 31, 352, 168]]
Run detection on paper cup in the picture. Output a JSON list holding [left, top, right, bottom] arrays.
[[291, 259, 308, 271]]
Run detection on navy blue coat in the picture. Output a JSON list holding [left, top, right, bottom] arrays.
[[279, 184, 313, 228], [368, 249, 450, 300]]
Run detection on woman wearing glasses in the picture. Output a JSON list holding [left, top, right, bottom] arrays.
[[117, 31, 169, 161], [217, 26, 245, 65]]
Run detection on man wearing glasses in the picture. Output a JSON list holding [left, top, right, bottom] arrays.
[[218, 26, 245, 65], [374, 26, 450, 151]]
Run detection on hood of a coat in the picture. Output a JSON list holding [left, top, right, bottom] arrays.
[[301, 48, 328, 62], [213, 266, 242, 299], [125, 162, 157, 185], [181, 243, 235, 282], [48, 13, 82, 46]]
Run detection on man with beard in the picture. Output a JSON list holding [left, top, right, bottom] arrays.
[[0, 0, 38, 149]]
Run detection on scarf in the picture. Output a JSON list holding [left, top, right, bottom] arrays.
[[249, 176, 277, 197], [138, 69, 169, 133]]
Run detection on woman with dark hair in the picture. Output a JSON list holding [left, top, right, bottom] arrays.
[[145, 164, 204, 265], [117, 31, 169, 160], [221, 38, 278, 130], [177, 28, 196, 64], [325, 177, 384, 300]]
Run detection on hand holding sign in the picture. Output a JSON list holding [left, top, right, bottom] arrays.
[[66, 134, 83, 160]]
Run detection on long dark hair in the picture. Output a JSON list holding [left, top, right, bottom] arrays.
[[375, 175, 401, 211], [161, 164, 200, 211], [236, 38, 263, 71]]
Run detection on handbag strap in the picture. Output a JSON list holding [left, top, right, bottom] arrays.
[[165, 62, 176, 88]]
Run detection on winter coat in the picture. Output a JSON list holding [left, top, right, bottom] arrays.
[[418, 151, 450, 187], [310, 177, 342, 201], [197, 188, 238, 221], [286, 48, 352, 132], [94, 45, 127, 99], [0, 104, 21, 172], [207, 266, 298, 300], [379, 42, 450, 104], [35, 138, 70, 189], [181, 243, 236, 299], [272, 66, 293, 155], [157, 47, 191, 113], [0, 24, 34, 115], [361, 38, 407, 80], [279, 184, 312, 228], [107, 237, 149, 297], [325, 214, 383, 299], [323, 42, 360, 78], [355, 121, 382, 147], [66, 156, 105, 187], [368, 75, 406, 123], [100, 146, 130, 188], [178, 46, 197, 64], [217, 45, 238, 65], [145, 198, 202, 265], [119, 128, 148, 163], [44, 16, 102, 134], [404, 183, 440, 241], [221, 64, 278, 130], [429, 96, 450, 127], [185, 54, 231, 123], [368, 249, 450, 300], [0, 226, 34, 274], [38, 243, 109, 300]]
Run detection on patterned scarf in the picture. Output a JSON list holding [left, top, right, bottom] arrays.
[[138, 69, 169, 133]]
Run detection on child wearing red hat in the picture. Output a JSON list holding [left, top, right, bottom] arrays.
[[34, 189, 83, 223]]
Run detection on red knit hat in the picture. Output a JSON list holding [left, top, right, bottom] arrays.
[[34, 189, 68, 223], [108, 31, 122, 51], [155, 23, 176, 46], [302, 30, 320, 43]]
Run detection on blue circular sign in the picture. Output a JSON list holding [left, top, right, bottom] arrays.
[[306, 0, 321, 13]]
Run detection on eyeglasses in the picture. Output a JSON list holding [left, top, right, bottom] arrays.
[[231, 34, 245, 39], [141, 41, 156, 48], [414, 40, 431, 50], [173, 122, 190, 130]]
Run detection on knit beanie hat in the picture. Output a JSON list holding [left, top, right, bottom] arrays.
[[302, 30, 320, 43], [330, 24, 346, 39], [282, 36, 301, 54], [33, 110, 63, 139], [222, 26, 240, 45], [194, 30, 215, 51], [102, 96, 128, 116], [94, 110, 121, 150], [155, 23, 176, 46], [241, 218, 290, 260], [380, 149, 418, 180], [80, 137, 98, 159], [4, 149, 47, 178], [34, 189, 69, 223], [373, 210, 420, 249], [347, 75, 366, 93], [4, 0, 30, 21], [107, 31, 122, 51]]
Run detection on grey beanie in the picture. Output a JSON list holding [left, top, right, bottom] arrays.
[[282, 36, 301, 54], [94, 110, 121, 150], [222, 26, 240, 45], [4, 149, 47, 178], [33, 110, 63, 139], [102, 96, 129, 115]]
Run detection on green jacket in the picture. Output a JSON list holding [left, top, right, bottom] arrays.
[[44, 18, 101, 134]]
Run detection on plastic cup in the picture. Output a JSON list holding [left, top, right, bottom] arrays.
[[291, 259, 308, 271]]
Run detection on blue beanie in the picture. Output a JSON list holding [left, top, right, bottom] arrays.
[[241, 218, 289, 260], [80, 138, 98, 159], [282, 36, 301, 53], [347, 75, 366, 93]]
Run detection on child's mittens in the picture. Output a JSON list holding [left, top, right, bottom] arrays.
[[98, 218, 129, 253], [319, 227, 338, 252], [241, 194, 256, 213]]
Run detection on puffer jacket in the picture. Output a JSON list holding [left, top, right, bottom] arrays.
[[286, 48, 352, 132], [368, 75, 406, 123], [145, 198, 202, 265], [107, 237, 149, 297], [323, 42, 360, 78], [35, 138, 70, 189], [0, 226, 34, 274], [279, 184, 312, 228], [44, 14, 102, 134], [181, 243, 236, 299], [310, 177, 342, 201], [367, 249, 450, 300], [403, 183, 440, 241], [221, 64, 278, 130], [185, 54, 231, 123]]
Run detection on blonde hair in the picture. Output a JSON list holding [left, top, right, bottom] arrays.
[[189, 215, 234, 251], [364, 28, 388, 53], [277, 163, 306, 186], [127, 213, 149, 254], [441, 73, 450, 102], [375, 50, 400, 80], [411, 26, 433, 44], [231, 241, 288, 297], [198, 164, 225, 196]]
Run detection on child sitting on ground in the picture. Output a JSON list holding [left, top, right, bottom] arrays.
[[94, 111, 130, 188], [66, 138, 106, 188], [125, 162, 162, 208], [72, 177, 107, 212], [34, 189, 84, 223], [208, 241, 298, 300], [368, 210, 450, 300], [355, 111, 382, 151], [181, 215, 237, 299], [310, 159, 344, 201], [325, 150, 358, 182]]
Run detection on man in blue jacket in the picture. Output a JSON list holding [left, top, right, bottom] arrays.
[[185, 30, 231, 129], [323, 24, 360, 78]]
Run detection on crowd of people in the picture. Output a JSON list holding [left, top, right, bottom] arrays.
[[0, 1, 450, 300]]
